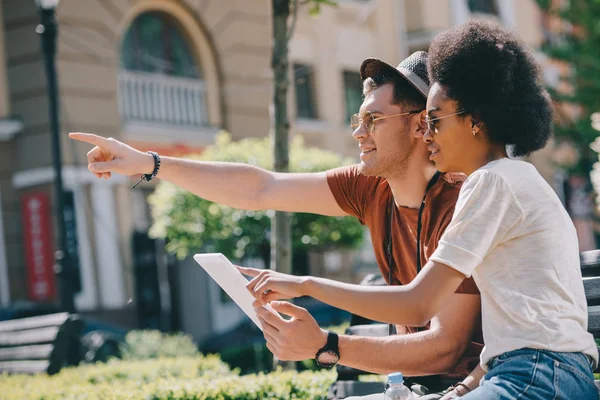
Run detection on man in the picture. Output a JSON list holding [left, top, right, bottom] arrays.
[[70, 52, 482, 398]]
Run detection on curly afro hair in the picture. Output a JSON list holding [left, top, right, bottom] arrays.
[[427, 20, 553, 157]]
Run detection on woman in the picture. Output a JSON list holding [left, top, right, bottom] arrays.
[[242, 21, 598, 399], [421, 20, 598, 399]]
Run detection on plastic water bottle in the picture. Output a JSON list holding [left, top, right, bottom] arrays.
[[384, 372, 414, 400]]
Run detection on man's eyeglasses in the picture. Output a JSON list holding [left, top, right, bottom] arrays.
[[425, 111, 466, 134], [351, 109, 423, 134]]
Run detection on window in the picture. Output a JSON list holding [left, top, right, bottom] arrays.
[[294, 64, 317, 119], [468, 0, 498, 15], [121, 12, 199, 78], [343, 71, 363, 123]]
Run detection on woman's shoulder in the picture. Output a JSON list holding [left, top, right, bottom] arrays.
[[468, 158, 537, 184], [480, 158, 535, 175], [465, 160, 547, 211]]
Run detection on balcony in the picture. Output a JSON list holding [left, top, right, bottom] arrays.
[[118, 71, 217, 146]]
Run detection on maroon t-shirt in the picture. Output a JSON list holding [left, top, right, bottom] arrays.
[[327, 164, 483, 378]]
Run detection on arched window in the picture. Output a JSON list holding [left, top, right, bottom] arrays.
[[121, 12, 200, 79], [119, 12, 209, 128]]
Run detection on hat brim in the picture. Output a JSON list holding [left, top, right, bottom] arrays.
[[360, 58, 429, 98]]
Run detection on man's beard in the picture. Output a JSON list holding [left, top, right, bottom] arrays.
[[358, 138, 414, 179]]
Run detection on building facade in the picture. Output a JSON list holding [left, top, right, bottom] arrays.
[[0, 0, 572, 340]]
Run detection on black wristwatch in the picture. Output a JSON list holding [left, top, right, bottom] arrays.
[[315, 331, 340, 368]]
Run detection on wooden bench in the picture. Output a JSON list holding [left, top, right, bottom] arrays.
[[0, 312, 84, 375], [580, 250, 600, 393], [330, 251, 600, 398]]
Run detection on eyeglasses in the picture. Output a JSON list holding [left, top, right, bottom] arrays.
[[351, 109, 423, 134], [425, 111, 466, 134]]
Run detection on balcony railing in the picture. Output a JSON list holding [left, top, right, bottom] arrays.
[[118, 71, 208, 127]]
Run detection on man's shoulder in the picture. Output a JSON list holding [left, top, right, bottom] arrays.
[[440, 172, 467, 187], [426, 172, 464, 215], [327, 165, 388, 188], [326, 165, 390, 221]]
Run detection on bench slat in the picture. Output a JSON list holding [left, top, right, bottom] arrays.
[[584, 278, 600, 306], [0, 313, 69, 333], [0, 344, 54, 361], [0, 327, 60, 347], [0, 360, 49, 374], [588, 308, 600, 336], [581, 250, 600, 277]]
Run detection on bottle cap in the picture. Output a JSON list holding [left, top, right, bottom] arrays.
[[387, 372, 404, 384]]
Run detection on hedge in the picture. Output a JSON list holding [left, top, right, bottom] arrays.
[[0, 356, 336, 400], [120, 330, 200, 360]]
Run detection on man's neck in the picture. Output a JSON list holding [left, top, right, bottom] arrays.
[[387, 161, 437, 209]]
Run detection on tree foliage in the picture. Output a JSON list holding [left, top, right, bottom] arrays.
[[304, 0, 338, 16], [536, 0, 600, 174], [148, 132, 364, 266]]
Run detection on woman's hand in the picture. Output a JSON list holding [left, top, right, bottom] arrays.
[[237, 266, 309, 305], [439, 388, 460, 399], [439, 382, 472, 399]]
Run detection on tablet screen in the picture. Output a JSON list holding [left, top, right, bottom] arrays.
[[193, 253, 276, 330]]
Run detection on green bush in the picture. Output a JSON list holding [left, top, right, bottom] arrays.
[[0, 356, 336, 400], [65, 355, 231, 383], [218, 343, 274, 374], [120, 329, 199, 360]]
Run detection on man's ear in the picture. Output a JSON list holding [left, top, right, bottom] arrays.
[[413, 110, 428, 138]]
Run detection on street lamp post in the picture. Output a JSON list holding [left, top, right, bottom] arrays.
[[35, 0, 75, 313]]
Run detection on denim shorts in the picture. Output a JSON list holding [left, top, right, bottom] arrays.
[[461, 348, 598, 400]]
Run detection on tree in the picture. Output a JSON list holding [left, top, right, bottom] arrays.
[[535, 1, 600, 249], [147, 132, 364, 271], [535, 0, 600, 176], [270, 0, 337, 277]]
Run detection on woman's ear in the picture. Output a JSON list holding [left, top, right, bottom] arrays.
[[413, 110, 428, 138], [471, 117, 483, 136]]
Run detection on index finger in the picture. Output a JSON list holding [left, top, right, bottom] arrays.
[[69, 132, 111, 148], [236, 265, 262, 278]]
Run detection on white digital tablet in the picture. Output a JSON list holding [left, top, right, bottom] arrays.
[[193, 253, 276, 330]]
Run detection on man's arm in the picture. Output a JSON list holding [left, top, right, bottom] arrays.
[[158, 157, 347, 215], [255, 293, 480, 377], [69, 133, 346, 216], [337, 293, 480, 376]]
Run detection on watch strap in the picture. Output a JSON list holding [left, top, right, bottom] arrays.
[[326, 330, 339, 353]]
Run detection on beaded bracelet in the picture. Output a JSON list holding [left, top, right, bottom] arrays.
[[132, 151, 161, 188]]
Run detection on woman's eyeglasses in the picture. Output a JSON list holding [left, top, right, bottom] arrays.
[[351, 109, 423, 134], [424, 111, 466, 134]]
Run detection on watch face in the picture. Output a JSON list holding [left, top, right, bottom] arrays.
[[317, 350, 339, 367]]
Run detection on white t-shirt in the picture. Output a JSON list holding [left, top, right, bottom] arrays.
[[430, 158, 599, 369]]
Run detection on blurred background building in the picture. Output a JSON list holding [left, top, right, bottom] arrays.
[[0, 0, 593, 343]]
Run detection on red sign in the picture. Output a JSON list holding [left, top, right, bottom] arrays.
[[21, 193, 56, 301]]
